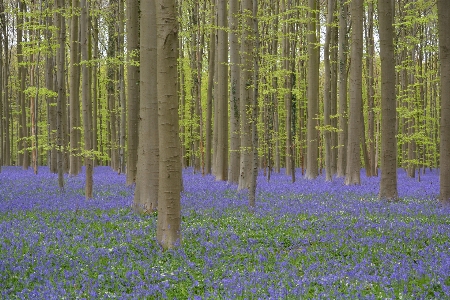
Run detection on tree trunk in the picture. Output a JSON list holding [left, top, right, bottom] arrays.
[[323, 0, 334, 181], [238, 0, 253, 190], [306, 0, 319, 179], [92, 14, 99, 167], [366, 1, 376, 176], [69, 0, 81, 176], [118, 0, 126, 174], [156, 0, 182, 250], [249, 0, 258, 207], [337, 0, 348, 178], [205, 1, 215, 175], [438, 0, 450, 205], [378, 0, 398, 200], [126, 0, 140, 184], [215, 0, 228, 181], [81, 0, 93, 198], [345, 0, 363, 185], [55, 0, 66, 190], [133, 0, 159, 214], [228, 0, 240, 183]]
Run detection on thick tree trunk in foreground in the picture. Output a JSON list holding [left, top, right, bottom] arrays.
[[126, 0, 140, 185], [438, 0, 450, 205], [345, 0, 363, 185], [133, 0, 158, 214], [378, 0, 398, 200], [156, 0, 182, 250]]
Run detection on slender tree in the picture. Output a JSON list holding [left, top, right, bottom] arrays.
[[438, 0, 450, 205], [81, 0, 93, 198], [228, 0, 240, 183], [378, 0, 398, 200], [69, 0, 81, 176], [337, 0, 348, 177], [215, 0, 228, 181], [205, 0, 215, 175], [126, 0, 140, 185], [305, 0, 319, 179], [238, 0, 254, 190], [345, 0, 363, 185], [156, 0, 182, 250]]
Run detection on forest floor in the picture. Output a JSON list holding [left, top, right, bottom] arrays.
[[1, 166, 450, 299]]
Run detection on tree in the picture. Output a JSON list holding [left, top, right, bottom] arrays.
[[55, 0, 66, 190], [133, 0, 158, 214], [305, 0, 319, 179], [69, 0, 81, 176], [156, 0, 182, 250], [345, 0, 363, 186], [378, 0, 398, 200], [238, 0, 254, 190], [337, 0, 348, 178], [215, 0, 228, 181], [323, 0, 335, 181], [126, 0, 140, 185], [81, 0, 93, 198], [438, 0, 450, 205], [228, 0, 240, 183]]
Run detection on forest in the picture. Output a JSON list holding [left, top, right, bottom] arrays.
[[1, 0, 450, 298]]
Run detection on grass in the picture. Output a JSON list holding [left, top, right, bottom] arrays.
[[0, 166, 450, 299]]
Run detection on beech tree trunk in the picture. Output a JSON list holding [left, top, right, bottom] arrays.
[[133, 0, 158, 214], [337, 0, 348, 178], [345, 0, 363, 185], [215, 0, 228, 181], [378, 0, 398, 200], [69, 0, 81, 176], [438, 0, 450, 205], [238, 0, 253, 190], [126, 0, 140, 185], [205, 2, 215, 175], [305, 0, 319, 179], [228, 0, 240, 183], [156, 0, 182, 250], [81, 0, 93, 198]]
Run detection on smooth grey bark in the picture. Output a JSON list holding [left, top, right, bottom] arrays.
[[126, 0, 140, 184], [378, 0, 398, 200], [156, 0, 182, 250], [345, 0, 363, 185], [205, 1, 215, 175], [228, 0, 240, 183], [69, 0, 81, 176], [81, 0, 93, 198], [238, 0, 253, 190], [133, 0, 159, 214], [215, 0, 228, 181], [118, 0, 126, 174], [337, 0, 348, 178], [438, 0, 450, 205], [305, 0, 319, 179]]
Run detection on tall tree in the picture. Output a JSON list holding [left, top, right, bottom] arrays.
[[118, 0, 126, 174], [55, 0, 66, 190], [205, 0, 215, 175], [323, 0, 335, 181], [305, 0, 319, 179], [345, 0, 363, 185], [126, 0, 140, 185], [133, 0, 158, 214], [238, 0, 254, 190], [156, 0, 182, 250], [438, 0, 450, 205], [228, 0, 240, 183], [17, 1, 28, 169], [81, 0, 93, 198], [69, 0, 81, 176], [378, 0, 398, 200], [215, 0, 228, 181], [337, 0, 348, 177]]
